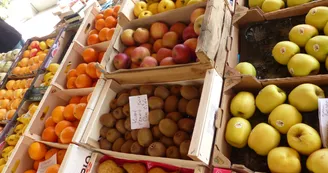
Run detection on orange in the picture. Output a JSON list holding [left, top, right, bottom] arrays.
[[103, 8, 114, 18], [51, 106, 65, 123], [6, 80, 15, 90], [80, 96, 88, 104], [39, 53, 47, 61], [72, 120, 80, 128], [87, 93, 92, 102], [67, 69, 77, 79], [45, 164, 60, 173], [87, 34, 100, 46], [67, 77, 77, 89], [86, 62, 98, 79], [55, 120, 73, 136], [45, 148, 59, 160], [105, 16, 117, 28], [63, 104, 77, 121], [24, 170, 36, 173], [33, 158, 45, 170], [57, 149, 66, 164], [42, 126, 57, 142], [45, 117, 56, 128], [23, 50, 30, 58], [99, 27, 110, 42], [28, 142, 47, 161], [82, 48, 98, 63], [106, 28, 115, 41], [74, 103, 87, 120], [12, 67, 21, 75], [69, 96, 82, 104], [113, 5, 120, 14], [59, 126, 76, 144], [89, 29, 98, 36], [95, 19, 105, 31], [96, 69, 101, 78], [6, 109, 16, 120], [95, 14, 104, 20], [98, 51, 105, 62], [76, 63, 88, 75], [75, 74, 92, 88]]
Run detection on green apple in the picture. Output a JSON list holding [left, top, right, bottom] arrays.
[[305, 6, 328, 30], [256, 85, 286, 114], [287, 53, 320, 77], [225, 117, 252, 148], [306, 149, 328, 172], [249, 0, 265, 7], [272, 41, 300, 65], [248, 123, 280, 156], [261, 0, 285, 13], [268, 147, 301, 173], [305, 35, 328, 62], [268, 104, 302, 134], [287, 123, 321, 155], [235, 62, 257, 76], [289, 24, 318, 47], [230, 91, 256, 119], [287, 0, 311, 7], [288, 83, 325, 112]]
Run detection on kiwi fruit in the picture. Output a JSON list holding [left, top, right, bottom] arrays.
[[166, 112, 183, 122], [173, 131, 190, 146], [148, 96, 164, 110], [148, 142, 166, 157], [106, 128, 121, 143], [121, 140, 134, 153], [130, 88, 140, 96], [130, 142, 145, 154], [117, 93, 129, 107], [178, 118, 195, 133], [180, 86, 199, 100], [113, 107, 125, 119], [122, 104, 130, 117], [149, 109, 165, 125], [164, 95, 179, 113], [99, 138, 112, 150], [137, 128, 153, 147], [124, 132, 132, 140], [112, 138, 125, 151], [160, 136, 174, 147], [110, 99, 117, 110], [166, 146, 180, 159], [139, 85, 154, 97], [159, 118, 178, 137], [116, 119, 127, 134], [154, 86, 170, 100], [100, 113, 116, 128], [178, 98, 188, 113], [170, 85, 181, 96], [124, 118, 131, 131], [186, 99, 199, 117], [180, 140, 191, 160], [131, 130, 139, 141], [152, 126, 163, 139], [100, 126, 109, 138]]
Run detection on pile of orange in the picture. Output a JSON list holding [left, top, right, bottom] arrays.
[[25, 142, 66, 173], [87, 5, 120, 46], [66, 48, 102, 89], [41, 93, 92, 144]]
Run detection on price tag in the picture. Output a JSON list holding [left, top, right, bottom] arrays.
[[318, 98, 328, 148], [129, 95, 150, 130], [37, 153, 57, 173]]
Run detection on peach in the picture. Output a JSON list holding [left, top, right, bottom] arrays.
[[133, 28, 150, 44], [124, 46, 137, 57], [162, 31, 179, 49], [160, 57, 176, 66], [190, 8, 205, 23], [153, 39, 163, 53], [113, 53, 131, 69], [183, 38, 198, 52], [170, 22, 187, 38], [131, 47, 150, 65], [156, 48, 172, 62], [182, 25, 198, 41], [121, 29, 135, 46], [30, 41, 40, 50], [30, 48, 39, 58], [140, 43, 153, 53], [150, 22, 169, 39], [140, 56, 158, 67], [172, 44, 191, 64]]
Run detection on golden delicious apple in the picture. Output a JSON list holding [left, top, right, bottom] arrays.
[[134, 1, 148, 17], [306, 149, 328, 173], [261, 0, 285, 13], [235, 62, 256, 76], [268, 104, 302, 134], [230, 91, 256, 119], [305, 35, 328, 62], [305, 6, 328, 30], [287, 53, 320, 77], [288, 83, 325, 112], [272, 41, 300, 65], [248, 123, 281, 156], [324, 22, 328, 36], [287, 0, 311, 7], [148, 3, 159, 14], [249, 0, 265, 7], [256, 85, 286, 114], [289, 24, 318, 47], [187, 0, 202, 6], [267, 147, 301, 173], [138, 11, 153, 18], [158, 0, 176, 13], [175, 0, 185, 8], [39, 41, 48, 51], [225, 117, 251, 148], [287, 123, 321, 155]]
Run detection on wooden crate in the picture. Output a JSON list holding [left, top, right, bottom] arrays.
[[99, 0, 234, 84], [80, 69, 223, 167]]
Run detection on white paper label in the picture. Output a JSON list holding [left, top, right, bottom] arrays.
[[129, 95, 150, 130], [37, 154, 57, 173], [318, 98, 328, 148]]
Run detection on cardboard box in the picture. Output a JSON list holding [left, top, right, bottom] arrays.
[[59, 144, 93, 173]]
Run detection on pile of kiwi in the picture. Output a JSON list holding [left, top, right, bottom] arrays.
[[98, 84, 202, 160]]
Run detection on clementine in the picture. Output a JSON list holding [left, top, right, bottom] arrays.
[[99, 28, 110, 42], [103, 8, 113, 18], [75, 74, 92, 88], [66, 77, 77, 89], [66, 69, 77, 79], [63, 104, 76, 121], [82, 48, 98, 63], [59, 126, 76, 144], [105, 16, 117, 28], [80, 96, 88, 104], [44, 148, 59, 160], [76, 63, 88, 75], [41, 126, 57, 142], [51, 106, 65, 123], [73, 103, 87, 120], [45, 117, 56, 128], [57, 149, 66, 164], [86, 62, 98, 79], [69, 96, 82, 104], [106, 28, 115, 41], [87, 34, 100, 46], [45, 164, 60, 173], [28, 142, 47, 161], [55, 120, 73, 136], [95, 19, 105, 31]]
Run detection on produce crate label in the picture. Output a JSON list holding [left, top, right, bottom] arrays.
[[129, 95, 150, 130], [37, 154, 57, 173], [318, 98, 328, 148], [63, 145, 92, 173]]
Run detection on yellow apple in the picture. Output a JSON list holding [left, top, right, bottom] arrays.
[[230, 91, 256, 119], [272, 41, 300, 65], [261, 0, 285, 13], [187, 0, 202, 5], [158, 0, 176, 13], [225, 117, 251, 148], [194, 14, 204, 35], [39, 41, 48, 50], [134, 1, 148, 17], [255, 84, 286, 114], [287, 53, 320, 77], [289, 24, 318, 47], [305, 35, 328, 62], [175, 0, 185, 8], [148, 3, 159, 14], [306, 149, 328, 173], [235, 62, 256, 76], [138, 10, 153, 18], [268, 147, 301, 173], [305, 6, 328, 30]]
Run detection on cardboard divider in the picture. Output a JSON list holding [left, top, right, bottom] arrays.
[[59, 144, 93, 173]]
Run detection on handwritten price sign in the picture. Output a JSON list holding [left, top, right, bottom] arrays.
[[129, 95, 150, 130]]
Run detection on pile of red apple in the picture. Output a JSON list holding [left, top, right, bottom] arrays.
[[113, 7, 205, 69]]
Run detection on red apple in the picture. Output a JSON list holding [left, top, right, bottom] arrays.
[[124, 46, 137, 57], [131, 63, 140, 69], [162, 31, 179, 49], [153, 39, 163, 52], [172, 44, 191, 64], [131, 47, 150, 65], [156, 48, 172, 62], [121, 29, 135, 46], [140, 43, 153, 54], [160, 57, 176, 66], [113, 53, 131, 69], [140, 56, 158, 67], [170, 22, 187, 38], [190, 8, 205, 23], [184, 38, 198, 52], [30, 48, 38, 58], [30, 41, 40, 50], [182, 26, 198, 41], [133, 28, 150, 44], [150, 22, 169, 39]]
